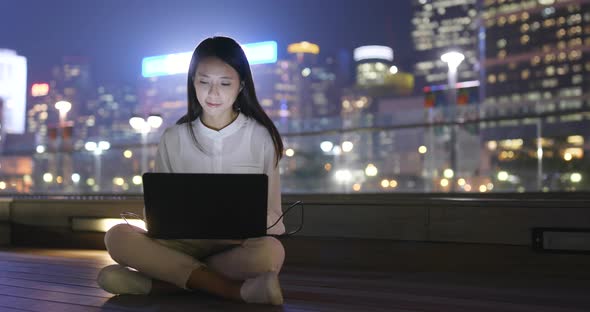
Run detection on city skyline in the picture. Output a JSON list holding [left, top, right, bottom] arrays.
[[1, 0, 413, 84], [0, 0, 588, 194]]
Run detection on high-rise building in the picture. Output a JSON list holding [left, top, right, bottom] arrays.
[[0, 48, 28, 193], [83, 84, 139, 139], [353, 45, 414, 99], [412, 0, 482, 90], [25, 57, 95, 193], [483, 0, 589, 108], [250, 41, 341, 122], [0, 49, 27, 136], [53, 56, 93, 119], [287, 41, 339, 119], [252, 60, 299, 119], [26, 83, 52, 145]]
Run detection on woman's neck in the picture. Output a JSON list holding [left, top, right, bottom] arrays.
[[201, 111, 239, 131]]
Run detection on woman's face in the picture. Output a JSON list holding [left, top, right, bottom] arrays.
[[194, 57, 242, 122]]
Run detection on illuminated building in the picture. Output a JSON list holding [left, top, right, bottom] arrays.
[[252, 60, 299, 119], [483, 0, 590, 108], [227, 40, 338, 120], [27, 56, 95, 146], [288, 41, 320, 62], [84, 84, 138, 139], [287, 41, 339, 119], [0, 51, 34, 193], [141, 41, 278, 78], [481, 0, 590, 191], [411, 0, 481, 90], [0, 155, 33, 193], [26, 83, 53, 157], [0, 49, 27, 136], [355, 45, 395, 86], [354, 45, 414, 97], [25, 57, 95, 192]]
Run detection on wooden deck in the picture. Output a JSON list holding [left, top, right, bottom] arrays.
[[0, 248, 589, 311]]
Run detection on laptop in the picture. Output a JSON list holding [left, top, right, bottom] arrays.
[[142, 172, 268, 239]]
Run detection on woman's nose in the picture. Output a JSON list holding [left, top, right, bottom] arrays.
[[208, 84, 219, 95]]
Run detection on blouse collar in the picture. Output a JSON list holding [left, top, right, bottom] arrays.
[[195, 112, 246, 138]]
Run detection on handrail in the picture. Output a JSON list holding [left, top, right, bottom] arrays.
[[283, 107, 590, 137]]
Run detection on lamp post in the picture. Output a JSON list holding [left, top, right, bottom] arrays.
[[85, 140, 110, 191], [54, 101, 73, 190], [441, 51, 464, 192], [440, 51, 465, 106], [129, 114, 163, 173], [55, 101, 71, 128]]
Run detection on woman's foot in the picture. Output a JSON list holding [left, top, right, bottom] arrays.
[[240, 271, 283, 305], [97, 264, 152, 295]]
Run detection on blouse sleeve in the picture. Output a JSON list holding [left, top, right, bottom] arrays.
[[154, 128, 173, 173], [145, 128, 173, 220], [263, 135, 285, 235]]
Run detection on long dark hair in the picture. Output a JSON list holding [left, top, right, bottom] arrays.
[[177, 36, 283, 167]]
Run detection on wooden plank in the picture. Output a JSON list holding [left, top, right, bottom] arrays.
[[0, 306, 35, 312], [0, 261, 100, 279], [0, 254, 107, 266], [0, 277, 110, 297], [283, 284, 589, 312], [280, 272, 590, 299], [282, 275, 590, 310], [0, 250, 114, 267], [100, 293, 302, 312], [0, 266, 97, 281], [0, 248, 589, 312], [282, 278, 590, 310], [8, 249, 113, 262], [0, 285, 120, 310], [0, 271, 98, 288], [0, 294, 123, 312]]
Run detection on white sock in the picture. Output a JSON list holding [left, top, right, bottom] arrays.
[[240, 271, 283, 305], [97, 264, 152, 295]]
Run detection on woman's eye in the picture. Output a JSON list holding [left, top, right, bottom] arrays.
[[199, 81, 208, 84], [221, 83, 231, 86]]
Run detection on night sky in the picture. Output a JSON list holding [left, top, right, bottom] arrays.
[[1, 0, 412, 84]]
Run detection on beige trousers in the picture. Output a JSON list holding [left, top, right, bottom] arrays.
[[103, 224, 285, 289]]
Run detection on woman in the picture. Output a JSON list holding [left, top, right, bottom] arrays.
[[97, 36, 285, 306]]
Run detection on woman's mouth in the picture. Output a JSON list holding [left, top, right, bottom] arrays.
[[206, 102, 221, 107]]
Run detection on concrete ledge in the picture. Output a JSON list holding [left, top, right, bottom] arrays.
[[0, 198, 12, 245], [2, 194, 589, 247], [427, 205, 590, 245], [9, 199, 143, 227], [281, 236, 590, 277], [281, 194, 590, 245], [0, 198, 11, 221]]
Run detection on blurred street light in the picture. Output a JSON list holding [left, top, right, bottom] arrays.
[[130, 114, 163, 173], [55, 100, 72, 127], [85, 140, 110, 191], [441, 51, 464, 192]]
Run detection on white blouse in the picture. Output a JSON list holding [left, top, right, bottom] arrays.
[[153, 112, 285, 235]]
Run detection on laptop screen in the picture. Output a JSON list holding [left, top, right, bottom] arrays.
[[142, 173, 268, 239]]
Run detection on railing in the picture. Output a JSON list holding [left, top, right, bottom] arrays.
[[0, 97, 588, 194]]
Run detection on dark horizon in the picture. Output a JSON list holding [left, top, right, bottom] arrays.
[[1, 0, 412, 85]]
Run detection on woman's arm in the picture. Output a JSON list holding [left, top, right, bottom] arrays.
[[145, 128, 173, 220], [154, 128, 173, 173], [264, 136, 285, 235]]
